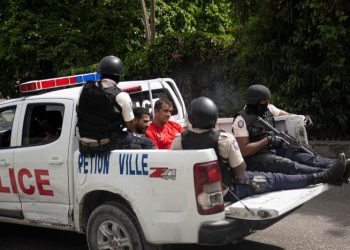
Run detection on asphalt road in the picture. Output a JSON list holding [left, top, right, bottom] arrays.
[[0, 184, 349, 250]]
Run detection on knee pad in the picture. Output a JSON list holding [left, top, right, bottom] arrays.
[[250, 173, 268, 193]]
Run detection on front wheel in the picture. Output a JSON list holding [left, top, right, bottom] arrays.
[[87, 203, 143, 250]]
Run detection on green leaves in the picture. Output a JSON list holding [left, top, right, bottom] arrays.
[[124, 32, 235, 79], [233, 0, 350, 139], [0, 0, 349, 139], [0, 0, 233, 97]]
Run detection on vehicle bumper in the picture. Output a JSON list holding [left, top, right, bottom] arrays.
[[198, 211, 297, 245], [198, 217, 251, 245]]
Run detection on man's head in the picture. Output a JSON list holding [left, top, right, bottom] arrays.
[[133, 107, 151, 134], [188, 96, 218, 129], [97, 55, 124, 83], [245, 84, 271, 105], [153, 99, 173, 127], [245, 84, 271, 115]]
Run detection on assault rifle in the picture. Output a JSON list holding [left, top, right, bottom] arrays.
[[257, 116, 315, 156]]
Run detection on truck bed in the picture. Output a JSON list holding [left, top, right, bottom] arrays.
[[225, 184, 330, 220]]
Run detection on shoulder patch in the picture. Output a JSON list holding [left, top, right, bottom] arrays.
[[238, 120, 245, 128], [232, 140, 239, 150], [230, 140, 240, 151]]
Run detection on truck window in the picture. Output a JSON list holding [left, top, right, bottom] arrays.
[[22, 104, 64, 146], [129, 89, 178, 116], [0, 106, 16, 148]]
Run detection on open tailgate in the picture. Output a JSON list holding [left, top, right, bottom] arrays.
[[225, 184, 330, 220]]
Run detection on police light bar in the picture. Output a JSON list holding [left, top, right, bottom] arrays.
[[19, 73, 101, 93]]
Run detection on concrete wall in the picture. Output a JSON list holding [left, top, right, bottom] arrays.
[[169, 61, 241, 116], [309, 140, 350, 158]]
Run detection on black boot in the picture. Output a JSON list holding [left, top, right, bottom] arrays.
[[312, 153, 346, 186], [343, 159, 350, 184]]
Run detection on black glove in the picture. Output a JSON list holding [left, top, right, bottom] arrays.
[[304, 115, 313, 128], [267, 135, 289, 149]]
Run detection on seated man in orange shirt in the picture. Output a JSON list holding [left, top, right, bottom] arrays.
[[146, 99, 184, 149]]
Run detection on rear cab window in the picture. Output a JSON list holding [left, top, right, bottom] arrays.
[[129, 89, 178, 116]]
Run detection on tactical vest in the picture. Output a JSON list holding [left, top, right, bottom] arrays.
[[234, 107, 274, 143], [77, 80, 124, 141], [181, 130, 232, 187]]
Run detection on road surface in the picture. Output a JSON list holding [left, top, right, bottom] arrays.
[[0, 184, 349, 250]]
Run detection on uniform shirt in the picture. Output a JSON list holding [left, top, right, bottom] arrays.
[[146, 120, 184, 149], [79, 78, 134, 143], [232, 104, 281, 138], [171, 128, 244, 169], [101, 78, 134, 122]]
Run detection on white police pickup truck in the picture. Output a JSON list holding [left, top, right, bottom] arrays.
[[0, 73, 329, 249]]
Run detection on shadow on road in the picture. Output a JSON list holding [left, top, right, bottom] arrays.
[[0, 222, 87, 250], [0, 221, 285, 250], [166, 240, 284, 250]]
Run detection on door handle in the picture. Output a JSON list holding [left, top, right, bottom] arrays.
[[0, 159, 10, 166], [49, 157, 63, 165]]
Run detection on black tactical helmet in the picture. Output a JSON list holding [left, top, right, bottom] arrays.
[[245, 84, 271, 105], [188, 97, 218, 129], [97, 55, 124, 76]]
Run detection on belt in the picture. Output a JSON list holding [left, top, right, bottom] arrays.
[[80, 138, 110, 147]]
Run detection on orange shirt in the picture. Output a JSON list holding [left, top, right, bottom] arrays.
[[146, 121, 184, 149]]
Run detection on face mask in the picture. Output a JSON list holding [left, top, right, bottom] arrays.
[[258, 103, 269, 116]]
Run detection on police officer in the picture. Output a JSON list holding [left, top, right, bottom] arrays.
[[172, 97, 346, 201], [77, 55, 135, 155], [232, 84, 350, 183]]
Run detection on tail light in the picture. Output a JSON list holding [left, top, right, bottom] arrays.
[[194, 161, 224, 215]]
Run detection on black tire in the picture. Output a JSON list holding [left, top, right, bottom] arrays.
[[87, 202, 143, 250]]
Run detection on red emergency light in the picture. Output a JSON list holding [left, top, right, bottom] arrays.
[[19, 73, 100, 94], [122, 86, 142, 93], [19, 73, 143, 95]]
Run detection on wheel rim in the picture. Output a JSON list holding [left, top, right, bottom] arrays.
[[97, 219, 133, 250]]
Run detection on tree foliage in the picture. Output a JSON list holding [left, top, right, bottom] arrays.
[[0, 0, 144, 96], [124, 32, 235, 79], [0, 0, 349, 139], [233, 0, 350, 139], [0, 0, 232, 97]]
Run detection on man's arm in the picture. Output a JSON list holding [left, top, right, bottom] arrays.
[[236, 136, 268, 158], [171, 135, 182, 150], [218, 132, 246, 179], [269, 104, 289, 116], [230, 162, 246, 179], [270, 104, 313, 128], [116, 92, 135, 124], [278, 110, 289, 116], [232, 115, 268, 157]]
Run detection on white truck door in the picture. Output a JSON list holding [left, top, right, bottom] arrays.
[[0, 104, 22, 218], [13, 99, 73, 225]]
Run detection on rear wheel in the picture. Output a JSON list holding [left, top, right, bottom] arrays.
[[87, 202, 142, 250]]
